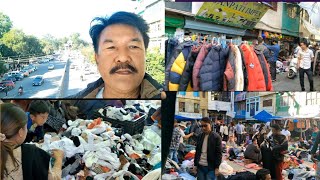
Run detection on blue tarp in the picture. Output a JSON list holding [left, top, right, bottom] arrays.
[[175, 115, 201, 121], [253, 110, 282, 122]]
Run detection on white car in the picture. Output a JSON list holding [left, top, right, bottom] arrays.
[[48, 64, 55, 70]]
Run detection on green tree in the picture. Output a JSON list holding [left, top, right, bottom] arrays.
[[80, 45, 95, 64], [69, 33, 89, 50], [146, 47, 164, 84], [1, 29, 43, 56], [41, 34, 61, 55], [0, 12, 12, 38]]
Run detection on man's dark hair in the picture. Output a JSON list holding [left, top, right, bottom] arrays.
[[271, 38, 278, 44], [201, 117, 211, 124], [89, 11, 150, 53], [258, 37, 264, 44], [28, 100, 49, 115], [300, 39, 309, 47], [256, 168, 270, 180], [271, 124, 281, 131]]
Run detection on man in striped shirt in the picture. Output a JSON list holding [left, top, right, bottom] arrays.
[[297, 40, 314, 91]]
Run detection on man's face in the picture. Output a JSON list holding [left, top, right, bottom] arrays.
[[200, 122, 211, 134], [271, 128, 280, 135], [31, 112, 49, 126], [96, 24, 146, 93], [300, 43, 307, 50]]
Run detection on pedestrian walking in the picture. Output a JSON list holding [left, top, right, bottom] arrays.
[[264, 39, 280, 81], [297, 39, 314, 91]]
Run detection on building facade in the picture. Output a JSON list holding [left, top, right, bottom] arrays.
[[175, 91, 203, 119]]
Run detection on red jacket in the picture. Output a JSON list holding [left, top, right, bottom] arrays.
[[240, 44, 273, 91]]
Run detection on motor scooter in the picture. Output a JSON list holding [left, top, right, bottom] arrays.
[[287, 57, 298, 79]]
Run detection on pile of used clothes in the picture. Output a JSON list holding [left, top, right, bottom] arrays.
[[38, 117, 161, 180]]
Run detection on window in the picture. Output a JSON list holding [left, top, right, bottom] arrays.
[[194, 103, 200, 113], [193, 92, 199, 97], [307, 92, 317, 105], [211, 92, 219, 101], [179, 91, 186, 96], [263, 99, 272, 107], [256, 102, 259, 112], [179, 102, 185, 112], [287, 6, 297, 18], [280, 96, 289, 106], [246, 104, 249, 112]]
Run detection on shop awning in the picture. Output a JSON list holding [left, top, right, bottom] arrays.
[[253, 110, 282, 122], [165, 16, 185, 28], [184, 18, 246, 36], [175, 115, 201, 121], [299, 2, 320, 29]]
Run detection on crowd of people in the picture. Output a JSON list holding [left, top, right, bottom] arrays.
[[167, 117, 320, 180]]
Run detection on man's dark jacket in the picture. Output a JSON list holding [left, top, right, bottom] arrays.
[[194, 131, 222, 170]]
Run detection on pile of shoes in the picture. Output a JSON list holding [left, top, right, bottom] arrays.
[[38, 118, 161, 180]]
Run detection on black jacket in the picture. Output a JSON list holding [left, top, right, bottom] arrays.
[[194, 131, 222, 170], [21, 144, 50, 180], [68, 73, 162, 99]]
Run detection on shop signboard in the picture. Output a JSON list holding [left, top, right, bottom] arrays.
[[195, 2, 269, 29]]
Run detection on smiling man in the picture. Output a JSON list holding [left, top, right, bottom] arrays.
[[70, 11, 162, 99]]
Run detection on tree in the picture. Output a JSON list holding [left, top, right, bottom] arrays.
[[80, 45, 95, 64], [69, 33, 89, 50], [41, 34, 61, 55], [146, 47, 164, 84], [1, 29, 43, 56], [0, 12, 12, 38]]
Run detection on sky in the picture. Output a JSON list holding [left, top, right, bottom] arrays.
[[0, 0, 138, 42]]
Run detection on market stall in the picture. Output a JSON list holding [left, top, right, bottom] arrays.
[[30, 100, 162, 180]]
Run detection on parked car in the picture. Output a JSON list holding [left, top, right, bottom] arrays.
[[20, 70, 29, 77], [12, 73, 24, 81], [8, 71, 21, 77], [4, 76, 16, 82], [32, 76, 44, 86], [48, 64, 54, 70], [23, 67, 33, 74], [0, 80, 15, 90]]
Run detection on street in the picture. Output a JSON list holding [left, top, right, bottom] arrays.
[[273, 72, 320, 91], [64, 58, 100, 97], [0, 60, 66, 98]]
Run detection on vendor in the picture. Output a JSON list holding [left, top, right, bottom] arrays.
[[25, 100, 50, 143], [244, 138, 262, 164], [0, 103, 63, 180]]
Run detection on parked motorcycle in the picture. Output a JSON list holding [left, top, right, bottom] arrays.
[[287, 58, 298, 79]]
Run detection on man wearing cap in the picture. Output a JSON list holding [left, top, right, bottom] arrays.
[[267, 124, 288, 180]]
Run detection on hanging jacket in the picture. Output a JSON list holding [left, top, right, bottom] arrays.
[[256, 44, 272, 62], [240, 44, 269, 91], [167, 41, 193, 91], [179, 45, 201, 91], [238, 46, 248, 91], [223, 45, 236, 91], [254, 46, 273, 91], [164, 39, 183, 91], [192, 44, 212, 91], [199, 45, 229, 91], [234, 45, 244, 91]]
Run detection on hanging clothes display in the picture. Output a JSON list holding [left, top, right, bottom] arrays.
[[164, 39, 274, 91]]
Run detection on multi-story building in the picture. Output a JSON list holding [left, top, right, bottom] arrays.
[[207, 92, 232, 124], [175, 91, 203, 120], [135, 0, 165, 53]]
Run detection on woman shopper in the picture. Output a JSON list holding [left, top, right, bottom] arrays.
[[0, 103, 63, 180]]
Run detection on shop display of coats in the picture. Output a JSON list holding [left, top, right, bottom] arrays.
[[165, 39, 273, 91]]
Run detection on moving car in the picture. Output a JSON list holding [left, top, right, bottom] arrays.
[[32, 76, 44, 86], [20, 70, 30, 77], [48, 64, 55, 70]]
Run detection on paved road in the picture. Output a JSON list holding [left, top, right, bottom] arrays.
[[64, 59, 100, 97], [273, 71, 320, 91], [0, 60, 66, 98]]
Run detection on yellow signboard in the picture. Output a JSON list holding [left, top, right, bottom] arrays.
[[196, 2, 269, 29]]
